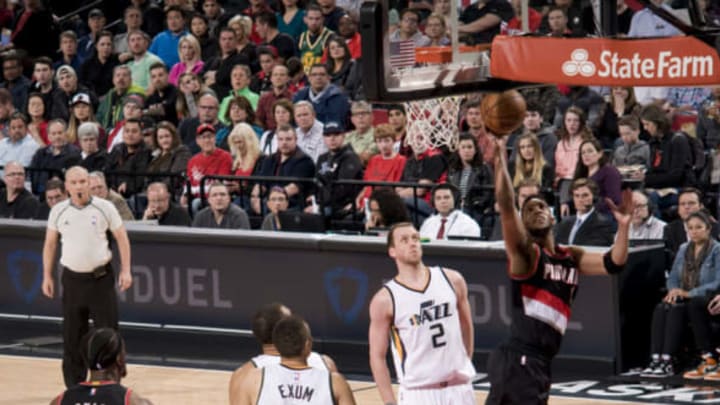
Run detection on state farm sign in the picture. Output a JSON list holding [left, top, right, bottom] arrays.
[[490, 36, 720, 86]]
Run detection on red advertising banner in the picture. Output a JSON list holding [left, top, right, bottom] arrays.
[[490, 35, 720, 86]]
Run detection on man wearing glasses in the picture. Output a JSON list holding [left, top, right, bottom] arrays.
[[389, 9, 430, 47], [629, 190, 666, 240], [178, 93, 227, 154], [0, 161, 38, 218]]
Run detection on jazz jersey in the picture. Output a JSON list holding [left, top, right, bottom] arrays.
[[257, 364, 334, 405], [384, 266, 476, 388], [251, 352, 329, 371]]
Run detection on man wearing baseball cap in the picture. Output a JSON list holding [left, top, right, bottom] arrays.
[[185, 123, 232, 209], [106, 94, 145, 151]]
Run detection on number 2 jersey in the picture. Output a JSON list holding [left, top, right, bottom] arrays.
[[384, 266, 476, 388]]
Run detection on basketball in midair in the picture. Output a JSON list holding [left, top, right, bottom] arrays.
[[480, 90, 527, 136]]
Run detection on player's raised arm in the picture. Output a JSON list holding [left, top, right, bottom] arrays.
[[368, 288, 396, 404]]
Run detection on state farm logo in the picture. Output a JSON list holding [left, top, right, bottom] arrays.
[[562, 49, 596, 77], [561, 48, 714, 79]]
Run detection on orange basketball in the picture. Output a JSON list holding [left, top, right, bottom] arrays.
[[480, 90, 527, 136]]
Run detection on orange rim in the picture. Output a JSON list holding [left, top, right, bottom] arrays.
[[414, 45, 490, 64]]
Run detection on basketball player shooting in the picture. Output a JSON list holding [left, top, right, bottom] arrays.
[[486, 135, 632, 404], [369, 222, 477, 405]]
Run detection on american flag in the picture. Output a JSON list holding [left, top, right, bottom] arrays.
[[389, 39, 416, 69]]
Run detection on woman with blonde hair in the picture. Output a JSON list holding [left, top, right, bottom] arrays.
[[168, 35, 205, 85], [510, 132, 553, 190], [227, 15, 257, 69], [228, 123, 261, 177], [425, 13, 450, 46]]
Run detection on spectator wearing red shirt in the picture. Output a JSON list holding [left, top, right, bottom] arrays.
[[356, 124, 407, 209], [186, 123, 233, 199], [243, 0, 275, 44], [257, 65, 294, 130], [338, 14, 361, 59], [506, 0, 542, 33]]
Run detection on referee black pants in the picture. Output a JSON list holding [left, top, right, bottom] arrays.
[[485, 345, 551, 405], [61, 265, 118, 388]]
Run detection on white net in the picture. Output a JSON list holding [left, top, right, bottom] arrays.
[[403, 95, 462, 153]]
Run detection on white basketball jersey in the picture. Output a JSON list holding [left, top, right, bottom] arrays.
[[385, 266, 476, 388], [257, 364, 334, 405], [251, 352, 329, 371]]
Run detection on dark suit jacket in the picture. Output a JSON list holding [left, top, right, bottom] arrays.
[[554, 210, 616, 247]]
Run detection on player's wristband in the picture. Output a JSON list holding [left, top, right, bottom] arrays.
[[603, 251, 625, 274]]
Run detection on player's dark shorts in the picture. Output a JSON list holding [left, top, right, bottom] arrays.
[[484, 344, 551, 405]]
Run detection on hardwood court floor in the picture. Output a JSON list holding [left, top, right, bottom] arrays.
[[0, 355, 646, 404]]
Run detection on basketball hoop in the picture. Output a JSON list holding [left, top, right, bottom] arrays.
[[403, 94, 463, 153]]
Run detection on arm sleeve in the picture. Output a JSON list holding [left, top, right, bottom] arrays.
[[105, 200, 124, 231]]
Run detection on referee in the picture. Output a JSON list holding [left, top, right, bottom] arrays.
[[42, 166, 133, 388]]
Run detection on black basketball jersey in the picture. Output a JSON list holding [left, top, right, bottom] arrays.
[[509, 243, 579, 358], [57, 381, 130, 405]]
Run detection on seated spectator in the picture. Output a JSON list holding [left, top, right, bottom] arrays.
[[252, 125, 316, 212], [226, 123, 262, 206], [613, 115, 650, 173], [1, 52, 31, 112], [106, 95, 145, 152], [192, 183, 251, 229], [96, 65, 145, 131], [137, 0, 165, 38], [314, 122, 363, 217], [249, 46, 277, 94], [35, 178, 67, 220], [420, 183, 481, 240], [554, 178, 615, 246], [396, 143, 448, 225], [555, 106, 594, 217], [554, 86, 604, 130], [179, 93, 227, 154], [0, 112, 39, 169], [201, 0, 226, 35], [595, 86, 642, 149], [54, 31, 83, 72], [664, 188, 720, 264], [88, 171, 135, 221], [582, 0, 633, 36], [29, 119, 80, 195], [228, 15, 259, 74], [356, 124, 406, 209], [447, 133, 494, 222], [219, 96, 262, 148], [125, 30, 164, 92], [49, 65, 97, 122], [286, 57, 308, 94], [186, 123, 233, 204], [26, 93, 48, 146], [325, 36, 362, 101], [630, 190, 666, 240], [697, 85, 720, 150], [218, 65, 259, 125], [149, 6, 188, 68], [10, 0, 56, 59], [190, 13, 219, 63], [510, 133, 553, 191], [261, 186, 290, 230], [539, 0, 585, 35], [277, 0, 307, 41], [78, 9, 106, 62], [294, 101, 327, 163], [432, 0, 452, 37], [506, 0, 542, 33], [77, 123, 108, 173], [255, 11, 297, 61], [0, 161, 38, 219], [488, 178, 541, 241], [573, 138, 622, 216], [365, 187, 410, 231], [642, 211, 720, 379], [68, 93, 104, 146], [147, 121, 191, 193], [142, 182, 191, 226], [29, 57, 56, 117], [391, 9, 430, 46], [168, 35, 205, 87], [344, 101, 377, 165], [202, 27, 251, 99], [520, 86, 561, 127], [106, 118, 152, 198], [146, 63, 179, 125], [425, 13, 451, 46], [337, 14, 361, 60], [114, 6, 143, 55], [257, 65, 294, 131], [175, 73, 209, 121], [260, 99, 295, 155], [542, 6, 579, 37], [293, 64, 350, 128], [458, 0, 514, 44], [463, 100, 495, 165], [509, 100, 557, 168], [298, 6, 334, 74]]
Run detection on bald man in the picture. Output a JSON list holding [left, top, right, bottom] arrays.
[[0, 161, 39, 218], [42, 166, 133, 388]]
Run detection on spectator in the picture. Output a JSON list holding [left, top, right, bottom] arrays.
[[613, 115, 650, 172], [432, 0, 453, 35], [35, 178, 67, 220], [88, 171, 135, 221], [293, 101, 327, 163], [186, 123, 233, 202], [698, 86, 720, 150], [356, 124, 406, 209], [124, 31, 163, 92], [256, 11, 297, 62], [142, 182, 191, 226], [54, 31, 83, 72], [77, 122, 108, 173], [175, 73, 208, 121], [420, 183, 481, 240], [298, 5, 334, 74], [344, 101, 377, 165], [179, 93, 226, 154], [325, 36, 362, 100], [78, 9, 106, 63], [318, 0, 346, 32], [168, 35, 204, 87], [106, 95, 145, 152], [554, 178, 615, 246], [582, 0, 633, 35], [219, 65, 259, 124], [628, 0, 682, 38], [595, 86, 642, 149], [396, 142, 448, 225], [229, 15, 260, 74], [0, 87, 14, 137], [555, 106, 594, 217], [190, 13, 219, 63], [29, 57, 55, 115], [203, 27, 251, 99], [50, 65, 97, 122], [337, 14, 361, 59], [425, 13, 451, 46], [146, 63, 179, 125], [96, 65, 145, 131], [458, 0, 514, 44], [391, 9, 430, 47], [542, 6, 575, 36], [508, 100, 557, 168], [553, 86, 604, 130], [642, 211, 720, 378], [286, 57, 308, 93], [252, 125, 316, 212], [261, 186, 289, 230], [242, 0, 274, 45], [277, 0, 307, 41], [488, 178, 542, 241], [68, 93, 104, 146], [219, 96, 262, 147], [10, 0, 57, 59], [260, 99, 294, 155], [201, 0, 226, 35], [147, 121, 191, 192], [134, 0, 165, 38], [149, 6, 188, 68], [573, 137, 622, 216], [387, 104, 410, 157], [106, 118, 152, 198], [464, 100, 495, 165], [293, 64, 350, 129], [664, 188, 720, 263], [630, 190, 666, 240], [29, 119, 80, 195], [0, 161, 38, 219], [520, 86, 561, 127], [26, 93, 48, 146], [79, 31, 120, 98], [1, 53, 30, 112], [507, 0, 542, 33], [257, 65, 294, 130], [0, 112, 39, 168], [665, 87, 714, 117], [365, 187, 410, 231], [114, 6, 143, 54], [539, 0, 585, 34], [228, 122, 262, 180], [510, 133, 554, 191], [250, 46, 277, 94], [193, 182, 251, 229], [447, 133, 494, 222], [314, 121, 363, 217]]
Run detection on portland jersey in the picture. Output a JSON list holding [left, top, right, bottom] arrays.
[[251, 352, 329, 371], [257, 364, 334, 405], [57, 381, 130, 405], [384, 266, 476, 388], [510, 243, 579, 358]]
